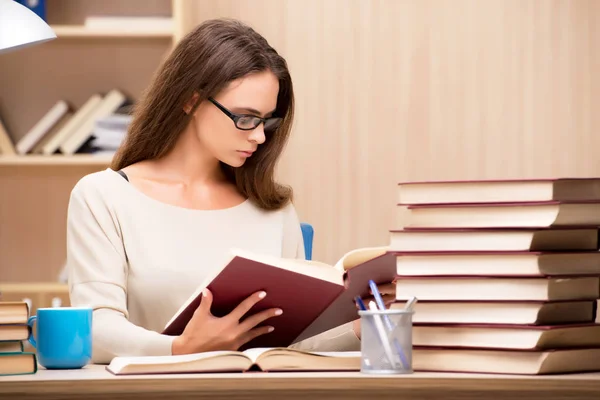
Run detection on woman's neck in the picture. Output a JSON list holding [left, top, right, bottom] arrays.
[[156, 127, 226, 185]]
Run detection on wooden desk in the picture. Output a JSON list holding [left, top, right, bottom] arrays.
[[1, 365, 600, 400]]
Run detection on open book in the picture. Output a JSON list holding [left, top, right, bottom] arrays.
[[162, 246, 396, 349], [106, 348, 361, 375]]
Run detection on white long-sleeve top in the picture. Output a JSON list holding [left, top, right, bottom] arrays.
[[66, 168, 360, 364]]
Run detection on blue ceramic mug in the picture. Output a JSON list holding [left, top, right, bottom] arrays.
[[27, 307, 92, 369]]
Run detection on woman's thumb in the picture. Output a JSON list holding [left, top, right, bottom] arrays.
[[198, 288, 213, 314]]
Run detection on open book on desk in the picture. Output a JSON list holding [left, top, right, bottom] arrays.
[[106, 348, 361, 375], [162, 246, 396, 350]]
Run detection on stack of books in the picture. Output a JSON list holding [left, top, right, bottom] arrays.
[[0, 301, 37, 376], [390, 178, 600, 374]]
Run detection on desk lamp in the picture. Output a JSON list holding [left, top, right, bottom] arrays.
[[0, 0, 56, 54]]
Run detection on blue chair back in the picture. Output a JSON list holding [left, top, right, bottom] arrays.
[[300, 222, 314, 260]]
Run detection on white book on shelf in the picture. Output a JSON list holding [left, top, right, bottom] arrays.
[[84, 16, 173, 31], [41, 94, 103, 156], [16, 100, 69, 155], [59, 89, 127, 155], [0, 115, 16, 155]]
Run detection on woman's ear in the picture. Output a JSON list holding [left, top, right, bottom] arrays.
[[183, 92, 200, 115]]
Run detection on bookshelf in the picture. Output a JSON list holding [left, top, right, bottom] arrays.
[[0, 155, 113, 166], [0, 0, 186, 284], [51, 25, 175, 38]]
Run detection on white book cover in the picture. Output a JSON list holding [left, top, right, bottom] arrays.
[[59, 89, 127, 155], [16, 100, 69, 154]]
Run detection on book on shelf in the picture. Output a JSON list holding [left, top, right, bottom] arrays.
[[15, 100, 69, 155], [411, 323, 600, 350], [59, 89, 128, 155], [0, 301, 29, 325], [106, 348, 361, 375], [0, 353, 37, 376], [40, 94, 103, 155], [398, 200, 600, 229], [84, 16, 174, 31], [394, 251, 600, 276], [389, 227, 599, 252], [0, 114, 16, 155], [397, 178, 600, 205], [0, 341, 24, 354], [412, 347, 600, 375], [390, 300, 596, 325], [30, 111, 74, 154], [394, 275, 600, 302], [0, 300, 37, 376], [391, 176, 600, 375], [162, 246, 396, 349]]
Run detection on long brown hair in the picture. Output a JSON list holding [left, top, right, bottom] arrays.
[[111, 18, 295, 211]]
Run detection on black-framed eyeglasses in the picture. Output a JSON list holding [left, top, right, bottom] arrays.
[[208, 97, 282, 132]]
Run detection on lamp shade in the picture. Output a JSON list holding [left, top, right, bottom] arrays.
[[0, 0, 56, 54]]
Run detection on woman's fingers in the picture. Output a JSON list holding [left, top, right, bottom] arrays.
[[237, 307, 282, 333], [360, 294, 396, 308], [228, 291, 267, 321], [236, 325, 275, 348], [371, 282, 396, 295]]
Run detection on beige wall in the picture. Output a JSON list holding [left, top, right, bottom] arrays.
[[181, 0, 600, 264]]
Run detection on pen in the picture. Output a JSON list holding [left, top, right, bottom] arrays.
[[355, 296, 397, 367], [368, 300, 398, 369], [355, 296, 367, 312], [368, 280, 410, 369], [404, 296, 418, 312]]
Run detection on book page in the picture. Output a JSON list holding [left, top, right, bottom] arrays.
[[334, 246, 389, 271], [108, 350, 241, 371], [230, 248, 343, 284], [242, 347, 361, 363]]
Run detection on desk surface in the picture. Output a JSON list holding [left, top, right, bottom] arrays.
[[2, 365, 600, 400]]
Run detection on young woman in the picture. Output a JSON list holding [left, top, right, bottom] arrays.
[[66, 18, 395, 364]]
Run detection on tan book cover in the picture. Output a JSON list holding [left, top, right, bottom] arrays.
[[41, 94, 102, 155], [390, 300, 596, 325], [413, 347, 600, 375], [394, 251, 600, 277], [0, 116, 15, 155], [394, 276, 600, 301], [30, 112, 73, 154], [397, 178, 600, 205], [389, 227, 598, 252], [16, 100, 69, 154], [412, 323, 600, 350], [59, 89, 127, 155], [399, 201, 600, 229]]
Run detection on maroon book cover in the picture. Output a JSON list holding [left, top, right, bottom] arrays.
[[162, 251, 396, 350], [294, 251, 397, 342]]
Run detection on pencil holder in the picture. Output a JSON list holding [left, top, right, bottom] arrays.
[[358, 308, 413, 374]]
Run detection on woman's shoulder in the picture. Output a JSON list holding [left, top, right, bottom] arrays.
[[70, 168, 126, 202]]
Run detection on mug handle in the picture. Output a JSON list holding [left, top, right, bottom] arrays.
[[27, 316, 37, 348]]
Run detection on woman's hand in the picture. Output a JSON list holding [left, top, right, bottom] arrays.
[[352, 282, 396, 339], [361, 283, 396, 308], [171, 288, 282, 355]]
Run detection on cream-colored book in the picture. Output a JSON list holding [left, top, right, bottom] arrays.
[[41, 95, 102, 155], [106, 348, 360, 375], [16, 100, 69, 154], [59, 89, 127, 155], [0, 116, 15, 155], [31, 112, 73, 154]]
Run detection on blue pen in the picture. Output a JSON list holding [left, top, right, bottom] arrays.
[[368, 280, 410, 369], [355, 296, 368, 311]]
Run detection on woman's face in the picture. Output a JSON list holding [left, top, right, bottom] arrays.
[[192, 70, 280, 168]]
